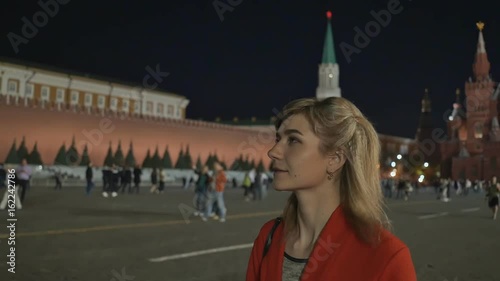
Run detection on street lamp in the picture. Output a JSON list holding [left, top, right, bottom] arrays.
[[397, 154, 402, 160], [423, 162, 429, 168], [418, 174, 425, 183]]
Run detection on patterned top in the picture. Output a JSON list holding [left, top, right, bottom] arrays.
[[282, 252, 308, 281]]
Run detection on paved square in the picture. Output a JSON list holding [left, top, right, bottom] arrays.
[[0, 185, 498, 281]]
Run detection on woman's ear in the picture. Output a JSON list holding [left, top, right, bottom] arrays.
[[327, 151, 346, 174]]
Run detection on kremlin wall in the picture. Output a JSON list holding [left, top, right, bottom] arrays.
[[0, 12, 422, 179], [0, 90, 274, 170]]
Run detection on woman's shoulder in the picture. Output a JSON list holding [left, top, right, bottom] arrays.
[[342, 226, 410, 262], [258, 217, 282, 236], [377, 228, 409, 252], [339, 228, 415, 279], [248, 218, 283, 257]]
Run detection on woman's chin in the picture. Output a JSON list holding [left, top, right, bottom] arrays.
[[272, 182, 293, 191]]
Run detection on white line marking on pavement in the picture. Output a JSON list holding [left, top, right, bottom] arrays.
[[418, 212, 449, 220], [148, 243, 254, 262], [461, 207, 480, 213]]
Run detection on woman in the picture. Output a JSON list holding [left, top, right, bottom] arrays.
[[486, 176, 500, 220], [158, 169, 166, 194], [246, 97, 416, 281], [150, 168, 158, 193]]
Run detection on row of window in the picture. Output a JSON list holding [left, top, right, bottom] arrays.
[[6, 80, 179, 117]]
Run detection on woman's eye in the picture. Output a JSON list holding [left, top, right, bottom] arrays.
[[288, 137, 299, 144]]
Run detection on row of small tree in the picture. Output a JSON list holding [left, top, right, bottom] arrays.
[[3, 137, 269, 171], [4, 137, 43, 165]]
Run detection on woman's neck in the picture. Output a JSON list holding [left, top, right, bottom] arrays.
[[292, 183, 341, 251]]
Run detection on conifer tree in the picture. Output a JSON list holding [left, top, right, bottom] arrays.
[[54, 143, 67, 165], [66, 136, 80, 166], [175, 147, 185, 169], [17, 136, 29, 161], [28, 142, 43, 165], [151, 146, 162, 168], [230, 154, 244, 170], [114, 140, 125, 166], [205, 152, 214, 169], [213, 151, 220, 165], [195, 155, 202, 170], [142, 149, 152, 168], [257, 159, 265, 172], [162, 145, 173, 168], [183, 145, 193, 169], [79, 144, 90, 166], [103, 142, 115, 167], [4, 139, 19, 165], [125, 141, 136, 167]]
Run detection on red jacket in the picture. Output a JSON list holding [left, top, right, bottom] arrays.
[[215, 171, 227, 192], [246, 205, 417, 281]]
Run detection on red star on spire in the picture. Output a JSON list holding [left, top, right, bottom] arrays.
[[326, 11, 332, 19]]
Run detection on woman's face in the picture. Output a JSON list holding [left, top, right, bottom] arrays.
[[268, 114, 331, 191]]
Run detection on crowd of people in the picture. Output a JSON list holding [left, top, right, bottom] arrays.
[[0, 158, 498, 222], [0, 159, 273, 220]]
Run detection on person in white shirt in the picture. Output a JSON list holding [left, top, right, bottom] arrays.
[[16, 158, 32, 203]]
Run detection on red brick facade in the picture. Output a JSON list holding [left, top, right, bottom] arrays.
[[440, 24, 500, 180], [2, 96, 274, 168]]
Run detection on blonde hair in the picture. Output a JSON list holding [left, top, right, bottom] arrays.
[[276, 97, 389, 245]]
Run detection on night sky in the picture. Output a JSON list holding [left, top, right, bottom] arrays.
[[1, 0, 499, 138]]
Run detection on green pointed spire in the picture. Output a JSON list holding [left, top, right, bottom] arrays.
[[321, 11, 337, 64]]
